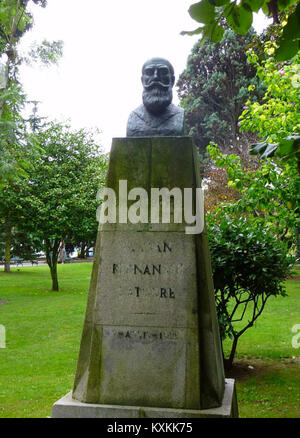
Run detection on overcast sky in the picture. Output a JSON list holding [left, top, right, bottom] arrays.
[[19, 0, 270, 152]]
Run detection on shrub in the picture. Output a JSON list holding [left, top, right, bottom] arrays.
[[207, 214, 294, 368]]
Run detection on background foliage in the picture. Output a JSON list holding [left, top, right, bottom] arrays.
[[177, 27, 265, 173]]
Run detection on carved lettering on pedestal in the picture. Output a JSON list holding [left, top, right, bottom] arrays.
[[135, 286, 141, 297], [112, 263, 162, 275], [157, 242, 172, 253], [160, 288, 175, 299], [112, 242, 179, 303], [134, 264, 161, 275], [111, 328, 178, 342]]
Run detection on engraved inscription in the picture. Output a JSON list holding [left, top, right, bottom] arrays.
[[105, 327, 178, 342], [157, 242, 172, 253], [112, 263, 161, 275], [95, 232, 198, 328], [131, 286, 175, 299], [112, 243, 177, 301], [160, 288, 175, 299], [134, 264, 161, 275]]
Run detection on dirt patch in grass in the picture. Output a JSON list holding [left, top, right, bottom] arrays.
[[225, 357, 300, 417], [225, 357, 300, 381], [0, 300, 10, 306], [287, 275, 300, 281]]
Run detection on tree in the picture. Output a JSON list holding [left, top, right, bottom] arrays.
[[0, 179, 27, 272], [18, 122, 107, 291], [68, 151, 109, 260], [207, 143, 300, 246], [177, 27, 264, 167], [205, 144, 298, 366], [182, 0, 300, 61], [0, 167, 47, 272], [0, 0, 43, 181], [0, 226, 42, 265], [207, 213, 293, 368], [239, 40, 300, 175], [26, 100, 47, 132], [0, 100, 48, 272], [0, 2, 64, 270], [0, 58, 36, 184], [204, 166, 241, 213], [0, 0, 63, 183]]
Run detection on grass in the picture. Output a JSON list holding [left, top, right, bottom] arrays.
[[0, 263, 90, 418], [222, 275, 300, 361], [223, 269, 300, 418], [0, 263, 299, 418]]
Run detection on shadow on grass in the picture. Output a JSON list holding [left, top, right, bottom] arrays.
[[0, 270, 42, 276]]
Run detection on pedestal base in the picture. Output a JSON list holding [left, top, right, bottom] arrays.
[[52, 378, 238, 418]]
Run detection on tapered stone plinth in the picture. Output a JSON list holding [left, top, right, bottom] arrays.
[[52, 137, 238, 418]]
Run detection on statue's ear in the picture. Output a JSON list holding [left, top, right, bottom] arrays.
[[171, 75, 175, 86]]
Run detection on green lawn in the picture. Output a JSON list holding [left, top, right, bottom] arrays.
[[223, 273, 300, 418], [0, 264, 90, 418], [0, 263, 299, 418]]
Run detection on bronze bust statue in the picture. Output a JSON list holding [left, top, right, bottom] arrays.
[[126, 57, 184, 137]]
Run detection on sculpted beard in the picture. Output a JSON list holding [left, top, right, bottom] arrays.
[[143, 86, 173, 114]]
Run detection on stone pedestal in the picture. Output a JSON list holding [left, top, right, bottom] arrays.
[[52, 379, 238, 418], [52, 137, 238, 418]]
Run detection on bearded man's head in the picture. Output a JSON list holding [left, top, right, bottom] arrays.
[[141, 58, 175, 114]]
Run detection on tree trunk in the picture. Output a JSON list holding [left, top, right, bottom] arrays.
[[0, 57, 9, 119], [4, 227, 12, 273], [45, 238, 60, 291], [296, 227, 300, 261], [79, 242, 86, 259], [50, 262, 59, 291], [224, 336, 239, 370]]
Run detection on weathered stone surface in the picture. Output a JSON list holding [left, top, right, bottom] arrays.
[[52, 136, 235, 417], [93, 232, 198, 328], [52, 379, 238, 418], [73, 230, 202, 409], [100, 136, 195, 232]]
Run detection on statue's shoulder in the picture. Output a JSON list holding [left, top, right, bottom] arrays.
[[127, 103, 184, 137], [127, 105, 147, 137], [129, 104, 145, 119], [168, 103, 184, 115], [129, 103, 183, 120]]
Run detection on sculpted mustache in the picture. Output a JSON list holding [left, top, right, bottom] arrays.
[[143, 81, 170, 90]]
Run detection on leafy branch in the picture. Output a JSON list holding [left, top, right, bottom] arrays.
[[182, 0, 300, 61]]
